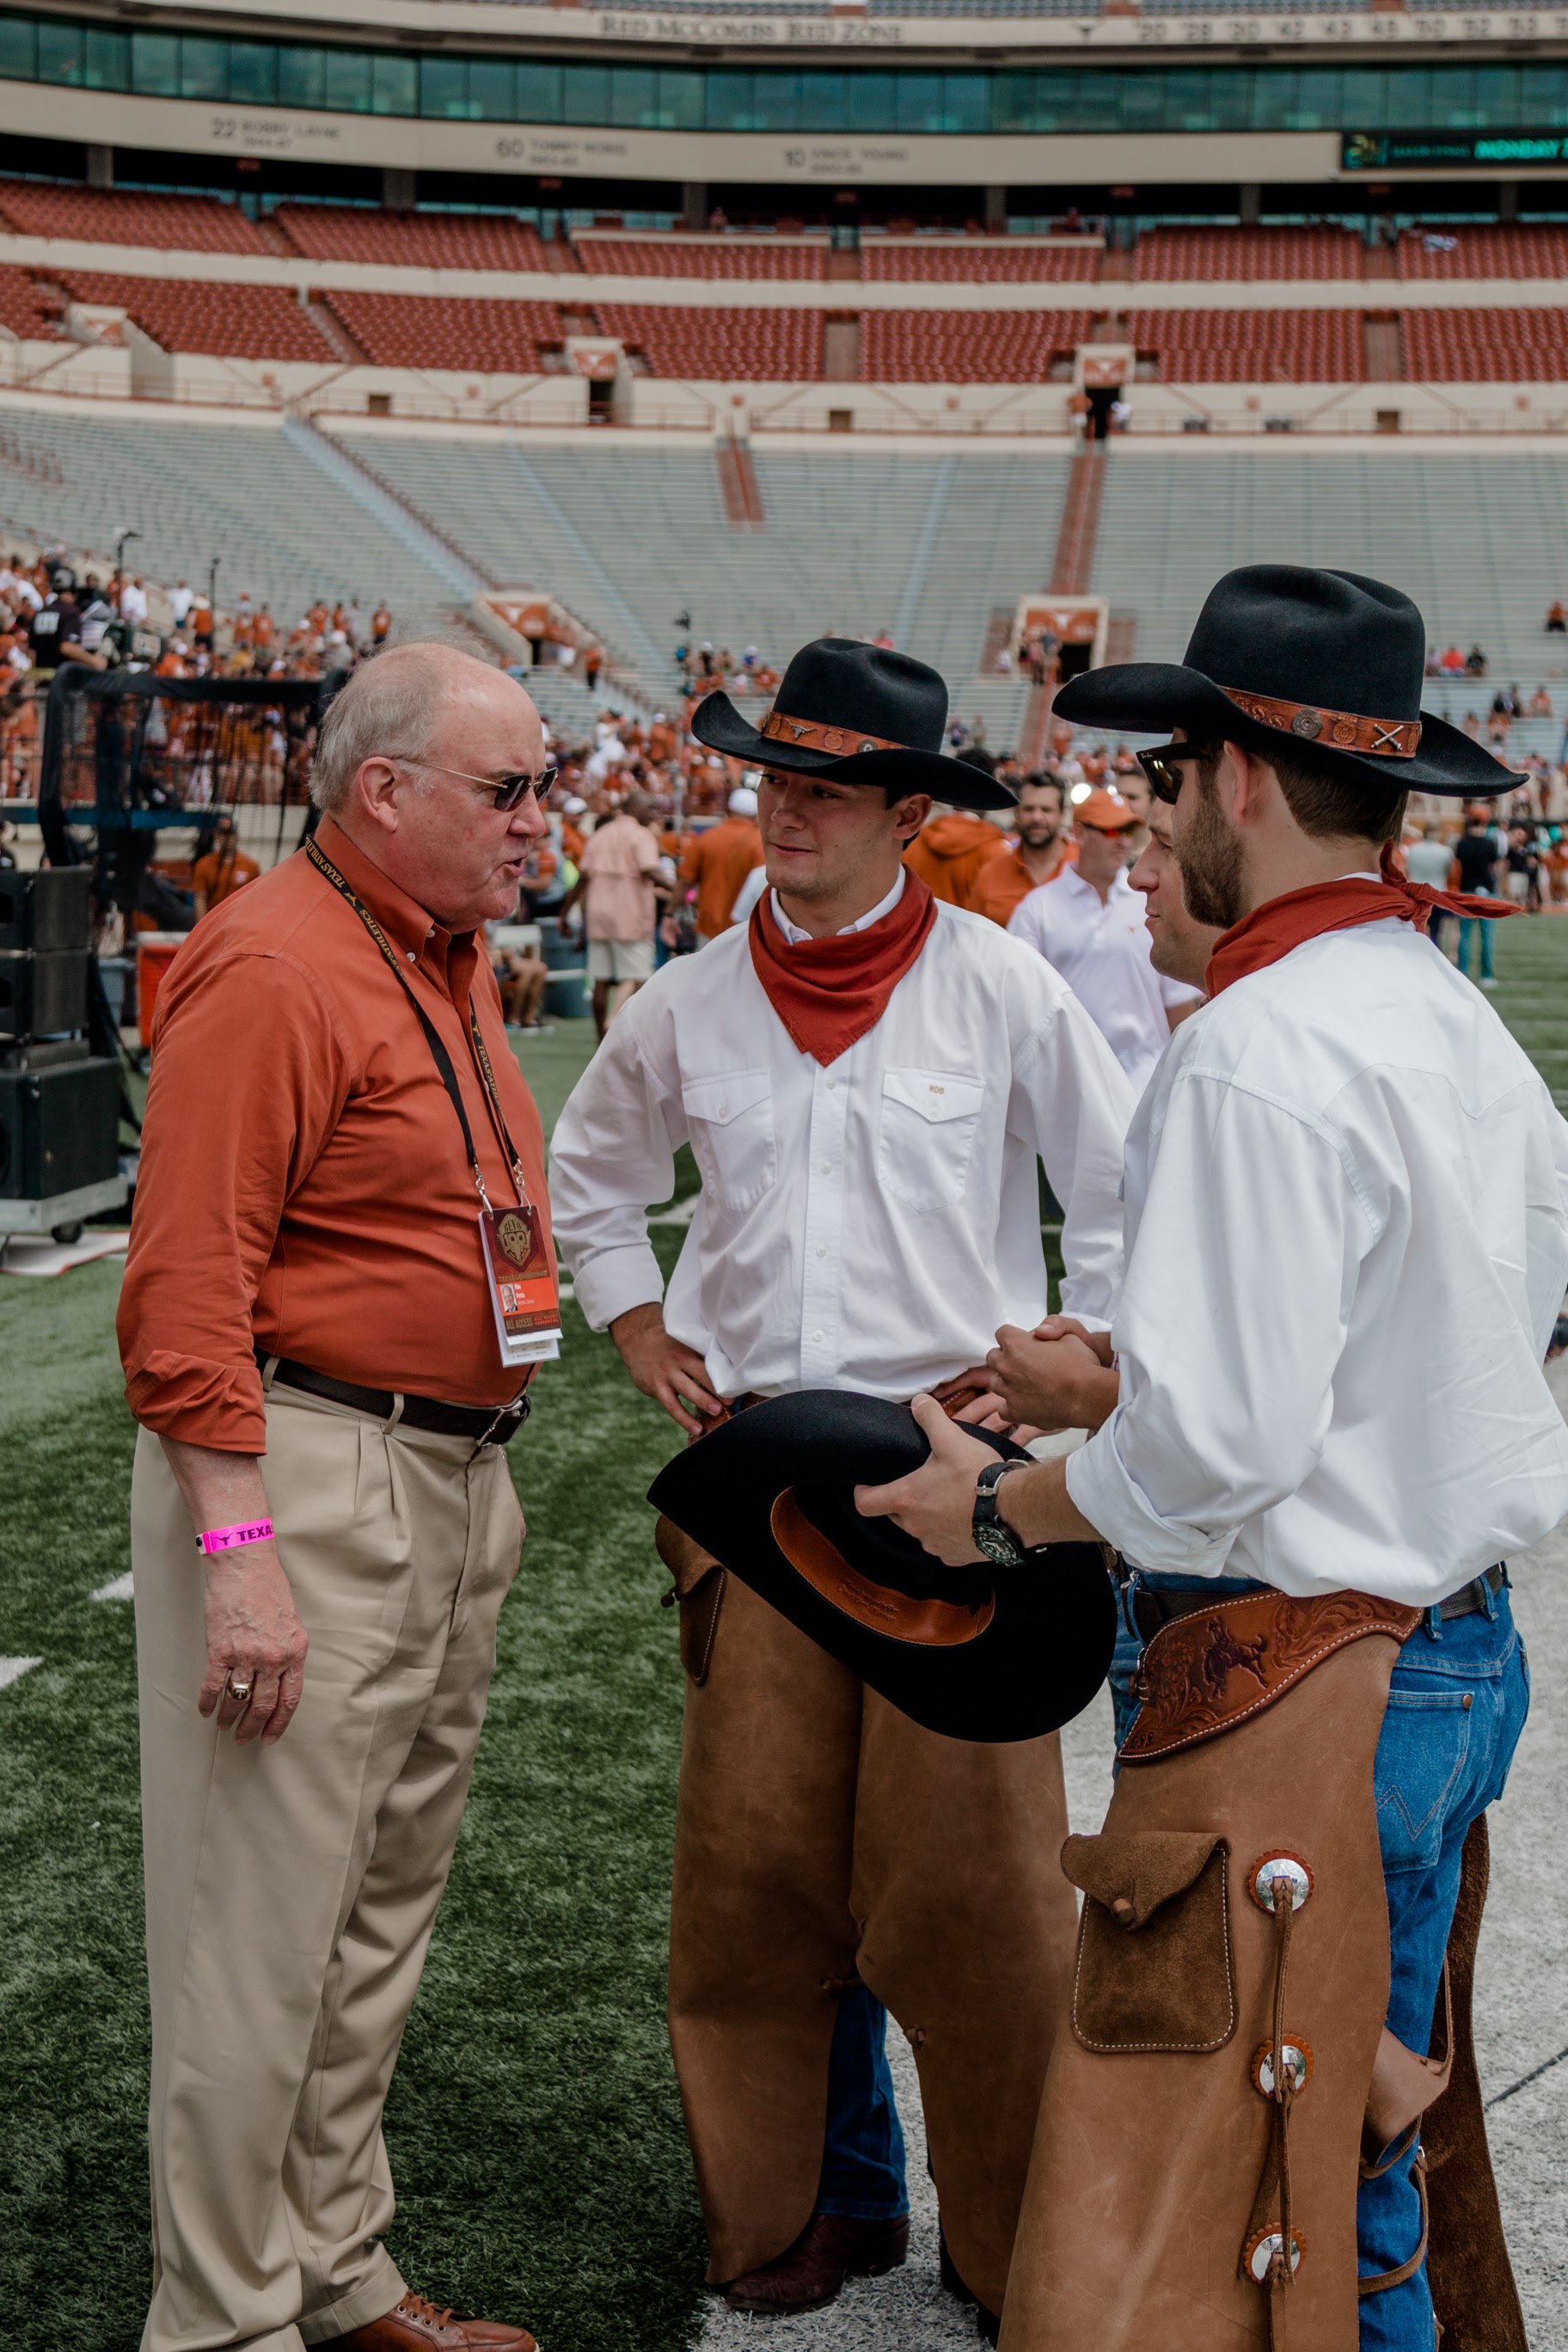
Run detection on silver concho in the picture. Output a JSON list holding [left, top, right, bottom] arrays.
[[1290, 707, 1324, 740], [1250, 1853, 1314, 1913]]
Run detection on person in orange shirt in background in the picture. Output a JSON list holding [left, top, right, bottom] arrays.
[[192, 815, 260, 917], [679, 783, 764, 943], [971, 773, 1075, 928], [902, 794, 1008, 908]]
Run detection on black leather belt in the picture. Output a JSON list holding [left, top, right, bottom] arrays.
[[255, 1347, 530, 1448], [1130, 1565, 1504, 1646]]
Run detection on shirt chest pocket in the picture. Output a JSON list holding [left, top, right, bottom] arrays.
[[682, 1069, 778, 1211], [877, 1068, 986, 1211]]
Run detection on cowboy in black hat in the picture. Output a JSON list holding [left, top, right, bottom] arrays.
[[550, 637, 1135, 2331], [854, 567, 1559, 2352]]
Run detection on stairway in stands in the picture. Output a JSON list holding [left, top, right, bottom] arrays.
[[1019, 441, 1108, 763]]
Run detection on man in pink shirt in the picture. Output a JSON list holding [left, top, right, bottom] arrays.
[[558, 791, 663, 1038]]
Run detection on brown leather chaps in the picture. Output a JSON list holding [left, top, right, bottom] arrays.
[[662, 1538, 1078, 2309], [998, 1591, 1522, 2352]]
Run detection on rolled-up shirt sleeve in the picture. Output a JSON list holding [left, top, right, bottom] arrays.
[[117, 951, 350, 1451], [549, 1004, 683, 1332], [1066, 1074, 1364, 1571]]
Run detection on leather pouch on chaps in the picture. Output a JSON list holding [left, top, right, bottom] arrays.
[[654, 1514, 726, 1687], [998, 1596, 1418, 2352], [1061, 1831, 1235, 2055]]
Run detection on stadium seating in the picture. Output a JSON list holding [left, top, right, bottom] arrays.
[[321, 291, 562, 371], [1130, 227, 1365, 281], [1093, 450, 1568, 680], [1400, 306, 1568, 383], [275, 206, 554, 273], [0, 265, 64, 339], [594, 304, 824, 377], [861, 309, 1091, 382], [574, 235, 829, 280], [0, 178, 268, 254], [1396, 225, 1568, 280], [1127, 308, 1363, 382], [56, 273, 330, 361], [862, 238, 1100, 284]]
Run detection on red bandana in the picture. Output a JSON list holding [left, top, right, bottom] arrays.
[[1204, 840, 1519, 998], [748, 874, 938, 1066]]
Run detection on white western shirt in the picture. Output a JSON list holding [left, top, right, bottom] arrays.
[[551, 891, 1134, 1401], [1066, 920, 1568, 1607], [1008, 865, 1201, 1095]]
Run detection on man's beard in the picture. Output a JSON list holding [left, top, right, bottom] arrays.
[[1019, 823, 1058, 851], [1176, 781, 1246, 930]]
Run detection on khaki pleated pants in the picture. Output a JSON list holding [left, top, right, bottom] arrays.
[[132, 1384, 523, 2352]]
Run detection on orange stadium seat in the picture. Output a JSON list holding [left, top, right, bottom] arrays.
[[595, 303, 824, 376], [322, 290, 562, 371], [860, 309, 1091, 382], [1400, 305, 1568, 381], [0, 180, 268, 254], [1396, 225, 1568, 280], [57, 273, 329, 360], [576, 236, 829, 280], [275, 206, 554, 272], [1132, 227, 1363, 281], [861, 240, 1099, 284], [1128, 307, 1363, 381]]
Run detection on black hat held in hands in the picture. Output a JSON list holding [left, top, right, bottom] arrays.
[[1055, 564, 1525, 800], [649, 1392, 1115, 1744], [691, 639, 1017, 814]]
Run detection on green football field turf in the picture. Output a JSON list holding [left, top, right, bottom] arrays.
[[2, 914, 1565, 2352]]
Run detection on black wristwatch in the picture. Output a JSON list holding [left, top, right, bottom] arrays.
[[972, 1459, 1027, 1568]]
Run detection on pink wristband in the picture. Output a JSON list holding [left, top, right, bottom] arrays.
[[195, 1518, 275, 1556]]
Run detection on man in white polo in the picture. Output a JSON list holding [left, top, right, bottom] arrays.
[[1008, 787, 1201, 1093]]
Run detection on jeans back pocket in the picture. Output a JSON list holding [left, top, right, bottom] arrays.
[[1375, 1689, 1473, 1875]]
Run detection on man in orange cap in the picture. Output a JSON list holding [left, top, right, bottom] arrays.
[[1008, 787, 1201, 1092]]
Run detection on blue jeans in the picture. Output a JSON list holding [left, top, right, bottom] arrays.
[[816, 1981, 910, 2221], [1456, 916, 1495, 981], [1109, 1570, 1528, 2350]]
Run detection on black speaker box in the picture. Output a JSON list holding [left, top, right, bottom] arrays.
[[0, 1058, 120, 1198], [0, 949, 89, 1038], [0, 867, 91, 952]]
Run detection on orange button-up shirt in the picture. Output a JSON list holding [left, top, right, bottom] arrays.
[[970, 837, 1075, 928], [680, 813, 764, 940], [117, 817, 553, 1454]]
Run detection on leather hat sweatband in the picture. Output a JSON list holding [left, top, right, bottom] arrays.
[[1220, 687, 1421, 760], [760, 709, 914, 758]]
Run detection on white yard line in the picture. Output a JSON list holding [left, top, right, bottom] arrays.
[[0, 1656, 42, 1690], [92, 1573, 135, 1602]]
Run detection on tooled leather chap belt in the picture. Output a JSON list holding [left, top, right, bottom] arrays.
[[255, 1344, 530, 1445], [1130, 1565, 1503, 1649]]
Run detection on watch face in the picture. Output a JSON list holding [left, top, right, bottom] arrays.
[[974, 1522, 1019, 1568]]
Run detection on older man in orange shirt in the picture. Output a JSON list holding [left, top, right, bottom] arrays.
[[119, 643, 550, 2352]]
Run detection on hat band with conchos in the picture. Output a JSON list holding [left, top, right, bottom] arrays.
[[1219, 686, 1421, 760], [769, 1491, 996, 1648], [760, 710, 912, 759]]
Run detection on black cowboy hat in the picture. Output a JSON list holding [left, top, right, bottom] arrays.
[[1055, 565, 1524, 800], [648, 1392, 1115, 1744], [691, 638, 1016, 813]]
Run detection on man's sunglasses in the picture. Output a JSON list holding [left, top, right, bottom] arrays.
[[1136, 743, 1216, 805], [416, 758, 558, 812]]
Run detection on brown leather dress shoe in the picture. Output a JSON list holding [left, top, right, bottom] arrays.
[[332, 2291, 536, 2351], [722, 2211, 910, 2316]]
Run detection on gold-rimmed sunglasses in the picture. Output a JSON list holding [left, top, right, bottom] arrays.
[[1136, 742, 1216, 806], [412, 758, 559, 812]]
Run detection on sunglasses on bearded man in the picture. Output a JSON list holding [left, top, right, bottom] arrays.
[[1136, 742, 1217, 805]]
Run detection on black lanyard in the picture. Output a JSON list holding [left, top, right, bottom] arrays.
[[306, 836, 529, 1214]]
